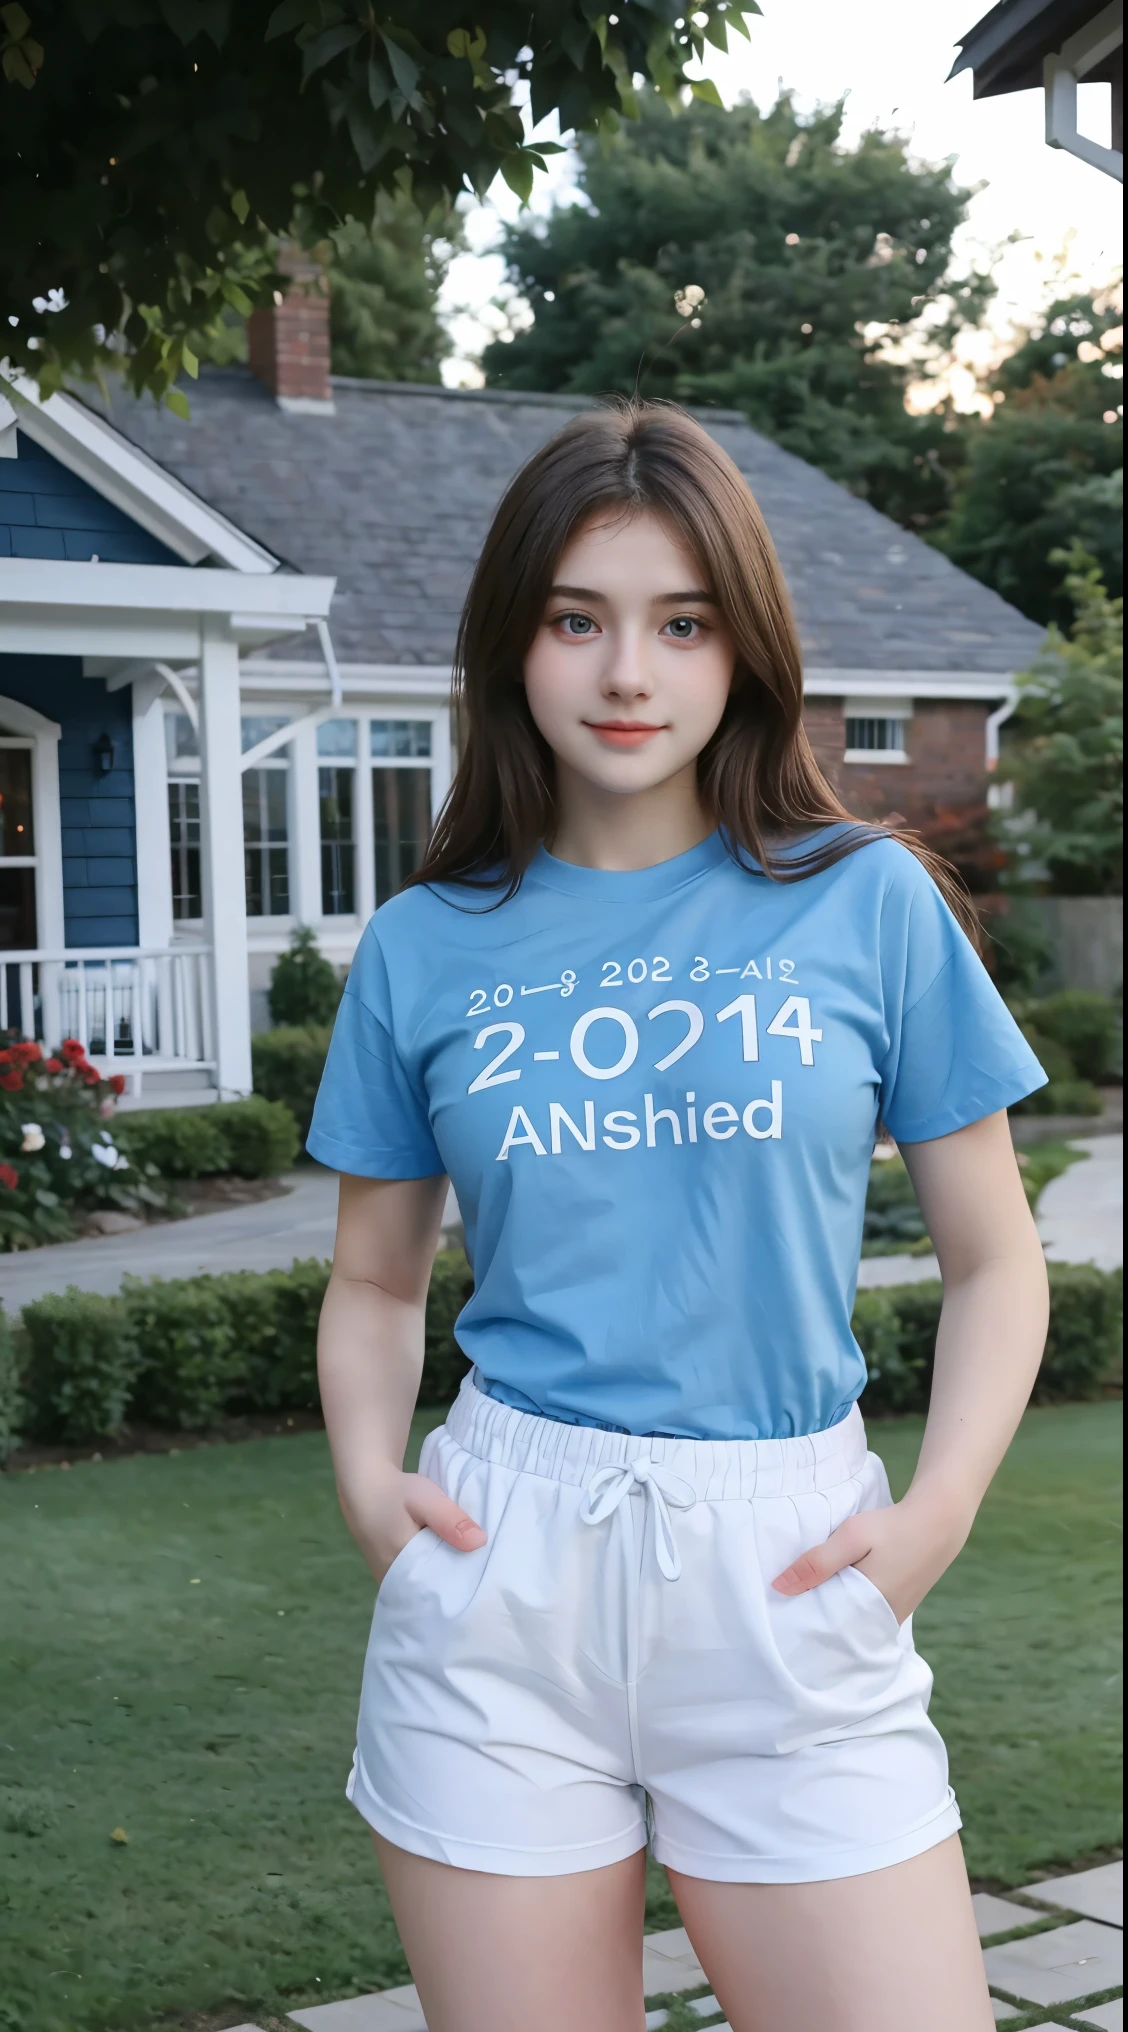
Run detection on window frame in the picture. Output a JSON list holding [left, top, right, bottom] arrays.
[[842, 696, 913, 766]]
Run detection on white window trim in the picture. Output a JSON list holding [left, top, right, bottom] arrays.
[[0, 695, 64, 950], [842, 698, 912, 766]]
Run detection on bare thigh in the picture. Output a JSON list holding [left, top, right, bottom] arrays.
[[373, 1833, 648, 2032], [667, 1835, 995, 2032]]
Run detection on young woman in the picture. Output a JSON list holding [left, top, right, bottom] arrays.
[[308, 402, 1049, 2032]]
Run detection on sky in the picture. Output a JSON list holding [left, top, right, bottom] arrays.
[[438, 0, 1123, 406]]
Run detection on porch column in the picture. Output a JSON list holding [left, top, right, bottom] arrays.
[[198, 619, 252, 1096]]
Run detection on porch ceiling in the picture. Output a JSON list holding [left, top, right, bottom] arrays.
[[0, 558, 336, 659]]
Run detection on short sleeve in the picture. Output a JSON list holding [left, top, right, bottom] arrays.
[[879, 864, 1047, 1144], [305, 927, 444, 1179]]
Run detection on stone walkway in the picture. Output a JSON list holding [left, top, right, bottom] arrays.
[[859, 1133, 1123, 1288], [228, 1859, 1121, 2030], [0, 1171, 463, 1310]]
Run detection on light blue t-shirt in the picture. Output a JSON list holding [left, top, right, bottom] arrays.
[[307, 831, 1045, 1441]]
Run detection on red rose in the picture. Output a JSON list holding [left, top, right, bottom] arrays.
[[109, 1074, 126, 1095], [45, 1057, 62, 1073], [12, 1041, 42, 1064], [0, 1070, 23, 1091], [0, 1048, 12, 1065], [83, 1068, 101, 1086], [60, 1038, 87, 1063], [0, 1162, 18, 1190]]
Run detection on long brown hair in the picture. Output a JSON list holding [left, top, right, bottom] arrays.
[[410, 398, 980, 943]]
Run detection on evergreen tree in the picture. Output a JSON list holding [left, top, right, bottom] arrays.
[[328, 194, 463, 384], [939, 295, 1123, 627], [483, 92, 990, 529]]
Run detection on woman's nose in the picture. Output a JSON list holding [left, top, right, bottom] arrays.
[[602, 631, 653, 697]]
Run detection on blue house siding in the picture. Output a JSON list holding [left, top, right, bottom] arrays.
[[0, 656, 138, 945], [0, 433, 181, 564]]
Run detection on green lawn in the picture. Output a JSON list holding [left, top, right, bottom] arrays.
[[0, 1403, 1120, 2032]]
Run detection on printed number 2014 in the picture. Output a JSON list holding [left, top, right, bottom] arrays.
[[600, 956, 673, 988]]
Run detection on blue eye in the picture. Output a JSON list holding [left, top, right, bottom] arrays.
[[558, 613, 597, 635], [664, 616, 700, 639]]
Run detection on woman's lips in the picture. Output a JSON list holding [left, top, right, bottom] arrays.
[[584, 721, 667, 748]]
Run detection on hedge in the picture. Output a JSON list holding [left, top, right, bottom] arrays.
[[250, 1025, 333, 1146], [115, 1096, 298, 1180], [3, 1255, 1121, 1453]]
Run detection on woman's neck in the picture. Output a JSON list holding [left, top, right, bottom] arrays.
[[546, 762, 714, 873]]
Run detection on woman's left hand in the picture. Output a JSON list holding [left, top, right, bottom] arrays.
[[771, 1495, 971, 1626]]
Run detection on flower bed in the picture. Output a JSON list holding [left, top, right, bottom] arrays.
[[0, 1037, 168, 1252]]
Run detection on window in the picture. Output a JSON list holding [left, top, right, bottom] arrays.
[[371, 719, 432, 904], [168, 779, 202, 921], [0, 742, 36, 948], [318, 719, 358, 916], [242, 716, 291, 917], [844, 709, 909, 763]]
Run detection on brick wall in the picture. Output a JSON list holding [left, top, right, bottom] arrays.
[[248, 248, 331, 403], [803, 698, 989, 837]]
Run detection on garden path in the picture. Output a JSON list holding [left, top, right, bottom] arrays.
[[2, 1139, 1118, 1310], [860, 1133, 1123, 1288], [267, 1860, 1123, 2031]]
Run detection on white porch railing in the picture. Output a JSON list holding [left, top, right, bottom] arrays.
[[0, 946, 215, 1088]]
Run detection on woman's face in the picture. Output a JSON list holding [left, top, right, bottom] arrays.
[[523, 509, 736, 800]]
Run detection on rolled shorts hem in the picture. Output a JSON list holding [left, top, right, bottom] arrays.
[[348, 1760, 648, 1878], [652, 1790, 963, 1885]]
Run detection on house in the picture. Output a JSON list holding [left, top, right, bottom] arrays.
[[951, 0, 1123, 180], [0, 278, 1044, 1106]]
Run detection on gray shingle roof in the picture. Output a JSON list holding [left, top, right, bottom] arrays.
[[95, 369, 1044, 676]]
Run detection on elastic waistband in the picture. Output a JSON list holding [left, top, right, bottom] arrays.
[[444, 1377, 868, 1499]]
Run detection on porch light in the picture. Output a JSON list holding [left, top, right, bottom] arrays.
[[93, 732, 115, 774]]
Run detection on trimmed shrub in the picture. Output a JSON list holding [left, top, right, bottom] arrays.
[[209, 1097, 298, 1178], [268, 926, 343, 1027], [856, 1263, 1121, 1417], [863, 1157, 927, 1251], [1016, 1077, 1104, 1117], [1018, 1024, 1075, 1085], [7, 1253, 1118, 1446], [115, 1107, 229, 1178], [1039, 1263, 1123, 1402], [251, 1025, 332, 1146], [1031, 990, 1122, 1082], [125, 1276, 245, 1430], [0, 1305, 21, 1463], [423, 1249, 474, 1404], [18, 1289, 139, 1444], [116, 1097, 298, 1180]]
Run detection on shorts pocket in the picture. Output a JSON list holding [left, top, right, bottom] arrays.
[[377, 1522, 439, 1600], [840, 1559, 904, 1639]]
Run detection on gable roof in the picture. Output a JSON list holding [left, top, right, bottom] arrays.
[[93, 368, 1045, 677], [1, 431, 181, 565], [6, 372, 281, 574]]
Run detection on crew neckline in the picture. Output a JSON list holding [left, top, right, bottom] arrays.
[[527, 829, 731, 900]]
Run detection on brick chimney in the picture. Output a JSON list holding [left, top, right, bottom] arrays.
[[248, 246, 333, 410]]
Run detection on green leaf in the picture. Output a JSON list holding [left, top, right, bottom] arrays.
[[165, 387, 191, 420], [379, 28, 421, 105], [500, 151, 534, 204], [230, 187, 250, 224], [181, 343, 199, 378], [446, 27, 472, 59], [0, 4, 31, 37], [367, 56, 391, 110], [265, 0, 314, 39], [220, 278, 254, 315], [301, 22, 362, 85], [689, 76, 724, 107]]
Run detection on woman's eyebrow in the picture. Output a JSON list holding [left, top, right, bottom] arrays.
[[547, 584, 718, 603]]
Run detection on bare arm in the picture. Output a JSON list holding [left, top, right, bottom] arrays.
[[774, 1111, 1049, 1617], [318, 1171, 485, 1580]]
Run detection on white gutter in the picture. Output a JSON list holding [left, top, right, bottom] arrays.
[[985, 690, 1019, 770]]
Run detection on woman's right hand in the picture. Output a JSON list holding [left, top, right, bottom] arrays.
[[345, 1467, 487, 1584]]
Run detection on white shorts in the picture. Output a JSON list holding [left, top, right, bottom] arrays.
[[347, 1377, 961, 1882]]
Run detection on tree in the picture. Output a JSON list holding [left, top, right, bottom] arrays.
[[481, 91, 991, 527], [938, 294, 1124, 627], [328, 193, 463, 383], [998, 548, 1123, 897], [1, 0, 754, 411]]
